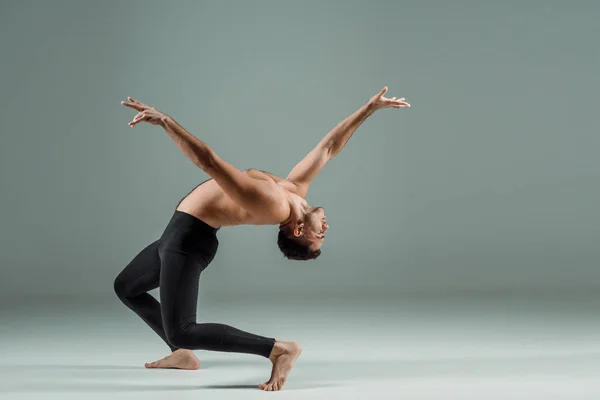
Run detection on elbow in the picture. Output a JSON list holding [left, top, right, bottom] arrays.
[[196, 149, 217, 173], [324, 145, 337, 159], [319, 142, 336, 159]]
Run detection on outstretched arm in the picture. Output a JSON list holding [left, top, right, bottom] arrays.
[[120, 98, 288, 220], [286, 86, 410, 197]]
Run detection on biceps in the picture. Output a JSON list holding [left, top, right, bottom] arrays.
[[207, 164, 256, 204], [286, 146, 331, 186]]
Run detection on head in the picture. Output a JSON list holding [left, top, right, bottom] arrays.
[[277, 205, 329, 261]]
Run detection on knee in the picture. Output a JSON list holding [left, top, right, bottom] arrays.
[[113, 274, 130, 301], [165, 327, 189, 349]]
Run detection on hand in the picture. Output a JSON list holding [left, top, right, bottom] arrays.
[[121, 97, 167, 127], [368, 86, 410, 111]]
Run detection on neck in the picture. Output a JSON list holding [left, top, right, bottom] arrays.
[[280, 192, 308, 226]]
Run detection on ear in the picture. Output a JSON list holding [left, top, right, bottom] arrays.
[[293, 222, 304, 237]]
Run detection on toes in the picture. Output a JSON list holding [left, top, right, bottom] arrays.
[[146, 360, 165, 369], [259, 376, 287, 391], [260, 379, 285, 391]]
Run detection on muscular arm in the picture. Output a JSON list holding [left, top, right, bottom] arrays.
[[287, 87, 410, 197], [121, 97, 288, 219], [160, 116, 287, 218], [286, 103, 374, 196]]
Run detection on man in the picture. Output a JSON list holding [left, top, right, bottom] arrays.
[[114, 86, 410, 391]]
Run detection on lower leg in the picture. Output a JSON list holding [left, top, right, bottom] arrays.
[[165, 320, 302, 391], [166, 322, 277, 358], [117, 290, 203, 369], [117, 292, 179, 352]]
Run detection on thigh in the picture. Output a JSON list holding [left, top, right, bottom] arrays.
[[158, 250, 204, 326], [115, 240, 161, 297]]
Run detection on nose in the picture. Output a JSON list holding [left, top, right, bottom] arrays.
[[323, 222, 329, 231]]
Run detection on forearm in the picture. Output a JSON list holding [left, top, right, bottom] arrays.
[[320, 102, 376, 158], [159, 115, 255, 194], [159, 115, 217, 172], [158, 115, 282, 217]]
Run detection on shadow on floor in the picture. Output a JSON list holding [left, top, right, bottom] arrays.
[[1, 351, 599, 393], [0, 380, 339, 393], [0, 364, 142, 371]]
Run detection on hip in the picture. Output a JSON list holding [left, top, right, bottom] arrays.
[[158, 210, 219, 263]]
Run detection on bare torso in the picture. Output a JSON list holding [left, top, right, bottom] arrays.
[[176, 169, 299, 228]]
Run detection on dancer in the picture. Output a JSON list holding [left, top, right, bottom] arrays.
[[114, 86, 410, 391]]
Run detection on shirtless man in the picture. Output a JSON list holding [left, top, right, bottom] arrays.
[[114, 86, 410, 391]]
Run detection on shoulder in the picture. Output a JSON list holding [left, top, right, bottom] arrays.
[[283, 179, 308, 198], [245, 168, 307, 199]]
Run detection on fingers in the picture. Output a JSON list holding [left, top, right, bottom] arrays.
[[378, 86, 389, 97], [383, 96, 410, 108], [121, 96, 156, 127], [127, 97, 148, 107], [128, 119, 146, 127], [121, 101, 144, 111], [129, 97, 152, 110], [128, 111, 150, 127], [121, 97, 150, 111], [394, 101, 410, 108], [396, 98, 410, 107]]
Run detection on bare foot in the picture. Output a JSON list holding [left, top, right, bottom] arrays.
[[145, 349, 200, 370], [259, 340, 302, 391]]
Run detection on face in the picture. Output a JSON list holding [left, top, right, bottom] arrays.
[[301, 206, 328, 250]]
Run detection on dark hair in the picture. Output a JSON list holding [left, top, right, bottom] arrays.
[[277, 229, 321, 261]]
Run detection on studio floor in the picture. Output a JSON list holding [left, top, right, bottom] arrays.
[[1, 293, 599, 399]]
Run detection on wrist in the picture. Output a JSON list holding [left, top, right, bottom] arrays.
[[365, 101, 378, 116], [159, 114, 171, 128]]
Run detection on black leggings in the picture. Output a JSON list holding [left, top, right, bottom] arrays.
[[114, 210, 275, 358]]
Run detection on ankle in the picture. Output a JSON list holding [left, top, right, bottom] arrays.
[[269, 340, 286, 360]]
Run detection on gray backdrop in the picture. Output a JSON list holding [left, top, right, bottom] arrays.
[[1, 0, 598, 302]]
